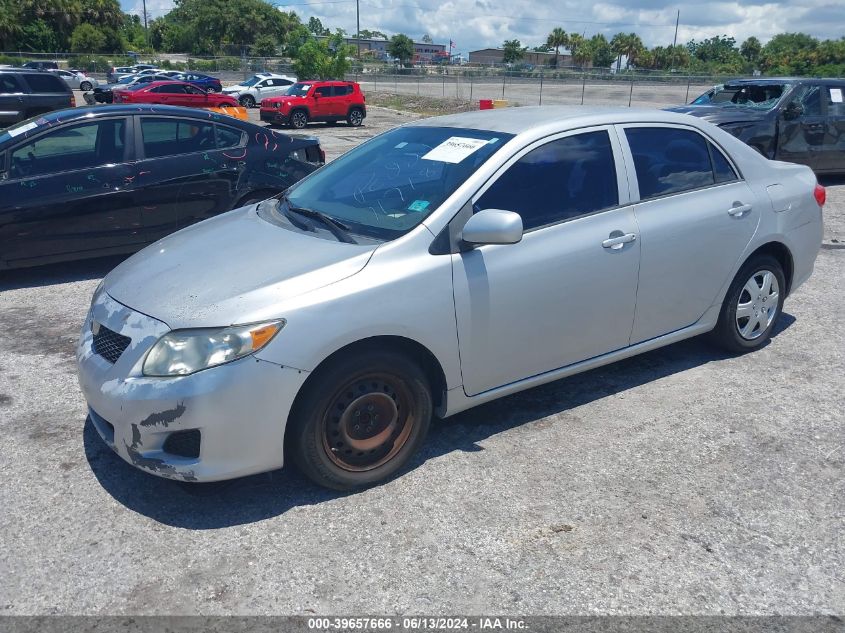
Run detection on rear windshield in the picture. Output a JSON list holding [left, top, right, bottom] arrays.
[[265, 126, 512, 241], [692, 83, 786, 110]]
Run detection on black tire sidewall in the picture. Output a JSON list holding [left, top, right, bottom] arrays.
[[716, 255, 786, 352], [240, 95, 255, 108], [291, 111, 307, 129], [289, 349, 432, 490], [347, 108, 363, 126], [80, 81, 92, 91]]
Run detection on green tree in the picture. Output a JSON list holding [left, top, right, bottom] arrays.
[[759, 32, 818, 74], [740, 36, 762, 63], [502, 39, 524, 64], [307, 16, 328, 36], [387, 33, 415, 65], [588, 34, 615, 69], [252, 34, 277, 57], [421, 33, 432, 43], [611, 32, 643, 69], [70, 23, 107, 52], [568, 32, 586, 67], [546, 27, 567, 68], [292, 32, 353, 79], [0, 0, 23, 49]]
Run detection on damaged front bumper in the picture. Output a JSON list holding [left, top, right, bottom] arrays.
[[77, 291, 309, 482]]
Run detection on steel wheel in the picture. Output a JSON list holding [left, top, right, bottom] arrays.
[[322, 373, 416, 472], [736, 270, 780, 340], [347, 109, 363, 126], [291, 111, 308, 129]]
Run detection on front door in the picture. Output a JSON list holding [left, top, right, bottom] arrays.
[[621, 125, 759, 344], [777, 84, 826, 171], [0, 117, 138, 266], [451, 128, 640, 396]]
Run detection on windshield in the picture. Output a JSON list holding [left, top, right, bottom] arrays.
[[241, 76, 263, 87], [270, 126, 511, 241], [124, 83, 150, 91], [692, 83, 787, 110], [287, 82, 312, 96], [115, 76, 135, 85]]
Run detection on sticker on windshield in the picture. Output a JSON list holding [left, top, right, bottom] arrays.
[[394, 142, 408, 149], [422, 137, 489, 163], [7, 121, 38, 138], [831, 88, 843, 103], [408, 200, 430, 212]]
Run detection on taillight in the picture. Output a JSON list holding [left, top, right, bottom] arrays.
[[70, 94, 75, 107], [814, 184, 826, 207]]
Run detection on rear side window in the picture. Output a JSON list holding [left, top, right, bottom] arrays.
[[23, 73, 66, 92], [626, 127, 715, 199], [710, 144, 738, 184], [215, 125, 245, 149], [826, 86, 845, 116], [476, 130, 618, 231], [0, 74, 21, 92], [332, 85, 352, 96], [140, 118, 216, 158]]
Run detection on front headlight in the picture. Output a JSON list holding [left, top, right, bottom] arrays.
[[142, 320, 284, 377]]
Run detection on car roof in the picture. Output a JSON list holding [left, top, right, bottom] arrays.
[[11, 104, 255, 126], [409, 106, 716, 136], [723, 77, 845, 86]]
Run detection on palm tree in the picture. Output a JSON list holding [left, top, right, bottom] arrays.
[[567, 33, 586, 68], [546, 27, 567, 68], [622, 33, 644, 68]]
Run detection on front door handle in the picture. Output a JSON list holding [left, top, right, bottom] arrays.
[[602, 232, 637, 249], [728, 203, 753, 217]]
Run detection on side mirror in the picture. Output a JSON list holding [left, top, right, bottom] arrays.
[[783, 102, 803, 120], [461, 209, 523, 246]]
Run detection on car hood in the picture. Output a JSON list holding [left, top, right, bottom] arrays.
[[104, 205, 377, 330], [665, 104, 771, 125], [222, 85, 247, 93]]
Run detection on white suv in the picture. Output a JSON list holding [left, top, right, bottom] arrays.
[[222, 73, 297, 107]]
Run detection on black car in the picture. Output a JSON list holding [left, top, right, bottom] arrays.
[[22, 60, 59, 70], [86, 73, 174, 104], [0, 69, 74, 126], [667, 78, 845, 175], [0, 105, 325, 270]]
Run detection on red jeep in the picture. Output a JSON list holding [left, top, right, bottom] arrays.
[[260, 80, 366, 129]]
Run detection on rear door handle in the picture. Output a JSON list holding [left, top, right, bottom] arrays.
[[728, 203, 753, 217], [602, 232, 637, 249]]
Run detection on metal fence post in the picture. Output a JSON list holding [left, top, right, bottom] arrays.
[[628, 78, 634, 107], [581, 73, 586, 105], [470, 75, 473, 102], [502, 72, 506, 99], [417, 76, 420, 95], [539, 70, 543, 105]]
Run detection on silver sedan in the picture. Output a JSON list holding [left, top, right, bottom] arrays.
[[77, 107, 824, 490], [49, 68, 98, 91]]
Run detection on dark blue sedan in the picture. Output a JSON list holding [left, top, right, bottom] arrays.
[[174, 72, 223, 92]]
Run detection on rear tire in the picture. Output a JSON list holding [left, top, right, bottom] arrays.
[[287, 348, 432, 490], [347, 108, 364, 127], [709, 254, 785, 353]]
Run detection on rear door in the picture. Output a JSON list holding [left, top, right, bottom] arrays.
[[777, 84, 826, 171], [133, 116, 246, 239], [620, 124, 759, 344], [263, 77, 294, 99], [817, 84, 845, 174], [0, 116, 139, 266]]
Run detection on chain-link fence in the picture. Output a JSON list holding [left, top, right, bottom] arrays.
[[0, 50, 772, 108]]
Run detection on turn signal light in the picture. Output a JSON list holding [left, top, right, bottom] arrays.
[[814, 184, 826, 207]]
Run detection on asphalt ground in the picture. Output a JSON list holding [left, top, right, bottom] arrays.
[[0, 100, 843, 616]]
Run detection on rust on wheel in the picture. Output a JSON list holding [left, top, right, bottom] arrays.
[[322, 373, 416, 471]]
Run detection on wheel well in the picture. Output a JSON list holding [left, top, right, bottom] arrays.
[[348, 105, 364, 114], [747, 241, 794, 295], [292, 336, 448, 417], [290, 107, 309, 118]]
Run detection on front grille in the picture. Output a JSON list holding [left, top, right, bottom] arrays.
[[163, 430, 201, 459], [92, 323, 131, 364]]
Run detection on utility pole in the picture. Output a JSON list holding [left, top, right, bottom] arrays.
[[356, 0, 361, 59], [670, 9, 679, 71], [142, 0, 149, 48]]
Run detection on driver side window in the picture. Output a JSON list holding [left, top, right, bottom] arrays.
[[793, 85, 823, 116]]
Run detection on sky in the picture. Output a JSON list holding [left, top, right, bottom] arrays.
[[121, 0, 845, 56]]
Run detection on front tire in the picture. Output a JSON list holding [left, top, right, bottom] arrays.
[[80, 81, 92, 91], [239, 94, 256, 108], [290, 110, 308, 129], [710, 255, 785, 353], [287, 348, 432, 490]]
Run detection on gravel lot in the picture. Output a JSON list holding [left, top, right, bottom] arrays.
[[0, 104, 843, 616]]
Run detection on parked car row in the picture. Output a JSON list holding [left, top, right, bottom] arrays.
[[0, 68, 74, 126]]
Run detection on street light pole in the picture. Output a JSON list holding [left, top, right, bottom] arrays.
[[356, 0, 361, 59], [142, 0, 149, 48], [670, 9, 679, 71]]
